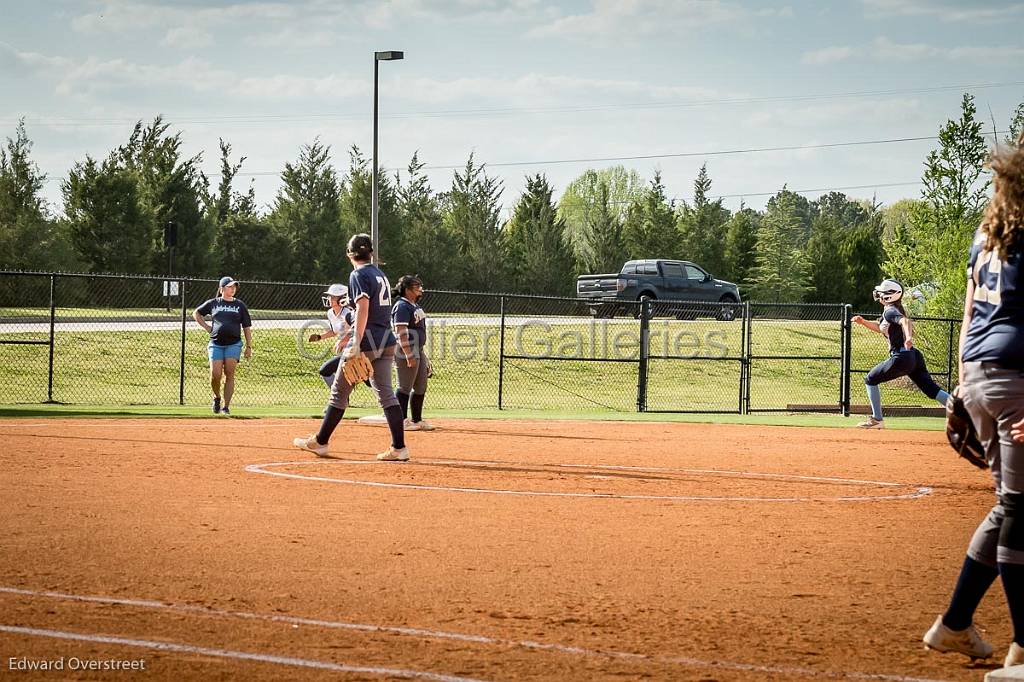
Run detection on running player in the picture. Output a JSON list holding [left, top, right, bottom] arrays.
[[392, 275, 435, 431], [308, 283, 355, 391], [293, 234, 407, 461], [923, 135, 1024, 668], [193, 276, 252, 415], [851, 279, 950, 428]]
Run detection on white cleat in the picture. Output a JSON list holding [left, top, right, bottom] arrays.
[[1006, 642, 1024, 667], [856, 417, 885, 429], [403, 418, 436, 432], [923, 615, 993, 660], [293, 434, 329, 458], [377, 446, 409, 462]]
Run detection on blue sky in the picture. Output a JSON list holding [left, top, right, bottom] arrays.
[[2, 0, 1023, 217]]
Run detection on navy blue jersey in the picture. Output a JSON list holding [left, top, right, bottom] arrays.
[[348, 264, 396, 351], [962, 230, 1024, 369], [878, 305, 906, 355], [197, 297, 252, 346], [392, 297, 427, 353]]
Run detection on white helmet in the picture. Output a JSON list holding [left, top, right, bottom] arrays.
[[322, 283, 348, 308], [872, 279, 903, 305]]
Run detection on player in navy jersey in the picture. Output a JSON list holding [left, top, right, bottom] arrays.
[[293, 234, 408, 461], [307, 283, 355, 392], [851, 279, 950, 429], [193, 276, 252, 415], [392, 275, 435, 431], [923, 135, 1024, 668]]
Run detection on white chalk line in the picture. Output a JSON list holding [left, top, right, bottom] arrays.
[[0, 586, 948, 682], [246, 460, 933, 502], [0, 625, 486, 682]]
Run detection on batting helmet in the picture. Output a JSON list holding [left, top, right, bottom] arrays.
[[322, 283, 348, 308], [872, 279, 904, 304]]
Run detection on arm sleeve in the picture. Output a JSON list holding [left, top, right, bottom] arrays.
[[240, 302, 252, 328], [349, 270, 370, 302], [196, 299, 214, 316], [884, 307, 903, 325], [393, 301, 412, 326]]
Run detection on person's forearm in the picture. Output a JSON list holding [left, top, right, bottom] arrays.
[[243, 327, 252, 346], [193, 311, 211, 332], [958, 279, 975, 385], [397, 326, 413, 357], [352, 301, 368, 346]]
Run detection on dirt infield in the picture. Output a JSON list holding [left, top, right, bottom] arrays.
[[0, 417, 1010, 681]]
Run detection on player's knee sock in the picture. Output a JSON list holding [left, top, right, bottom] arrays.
[[397, 391, 410, 420], [383, 405, 405, 449], [936, 389, 950, 406], [999, 493, 1024, 645], [411, 394, 425, 423], [316, 405, 345, 445], [943, 556, 999, 630], [999, 563, 1024, 645], [322, 373, 335, 389], [866, 384, 882, 420]]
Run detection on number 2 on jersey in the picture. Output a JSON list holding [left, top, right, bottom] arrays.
[[376, 276, 392, 307]]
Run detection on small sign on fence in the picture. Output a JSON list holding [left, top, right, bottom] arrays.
[[163, 281, 179, 297]]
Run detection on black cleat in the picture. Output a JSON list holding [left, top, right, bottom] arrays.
[[213, 396, 221, 414], [221, 406, 230, 416]]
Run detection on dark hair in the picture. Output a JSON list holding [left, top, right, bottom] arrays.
[[347, 233, 373, 262], [395, 274, 423, 298]]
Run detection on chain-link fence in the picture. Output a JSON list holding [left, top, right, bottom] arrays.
[[0, 271, 961, 416]]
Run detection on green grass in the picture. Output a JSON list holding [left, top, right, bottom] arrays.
[[0, 402, 946, 431], [0, 313, 959, 417]]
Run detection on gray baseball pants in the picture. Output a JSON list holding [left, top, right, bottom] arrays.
[[328, 345, 399, 410]]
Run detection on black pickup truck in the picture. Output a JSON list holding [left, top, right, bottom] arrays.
[[576, 259, 741, 320]]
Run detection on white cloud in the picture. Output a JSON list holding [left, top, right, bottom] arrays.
[[527, 0, 792, 41], [801, 46, 858, 65], [862, 0, 1024, 23], [802, 37, 1024, 65], [162, 26, 214, 49]]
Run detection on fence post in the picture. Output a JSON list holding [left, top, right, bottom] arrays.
[[742, 301, 752, 415], [946, 319, 956, 391], [637, 298, 650, 413], [738, 301, 748, 414], [179, 279, 187, 406], [46, 274, 56, 403], [497, 295, 506, 410], [841, 304, 852, 416]]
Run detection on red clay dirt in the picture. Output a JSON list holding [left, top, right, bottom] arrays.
[[0, 417, 1010, 681]]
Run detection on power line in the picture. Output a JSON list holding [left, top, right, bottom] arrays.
[[4, 80, 1023, 127]]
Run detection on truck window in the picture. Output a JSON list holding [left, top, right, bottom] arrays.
[[621, 263, 638, 275], [661, 263, 684, 278], [641, 263, 658, 275], [684, 264, 707, 281]]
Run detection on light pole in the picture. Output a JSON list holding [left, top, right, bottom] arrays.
[[372, 50, 404, 264]]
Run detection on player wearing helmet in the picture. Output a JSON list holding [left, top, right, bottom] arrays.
[[308, 283, 355, 391], [851, 278, 950, 429]]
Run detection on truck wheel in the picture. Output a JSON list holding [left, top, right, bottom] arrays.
[[634, 294, 654, 320], [716, 297, 738, 321]]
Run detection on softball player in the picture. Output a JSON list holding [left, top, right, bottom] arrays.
[[851, 279, 949, 429], [392, 275, 435, 431], [193, 276, 252, 415], [293, 233, 408, 461], [308, 283, 355, 391], [923, 137, 1024, 668]]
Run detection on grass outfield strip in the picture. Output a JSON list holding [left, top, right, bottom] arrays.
[[0, 403, 947, 431]]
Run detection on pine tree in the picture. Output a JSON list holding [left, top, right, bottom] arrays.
[[441, 153, 504, 291], [267, 139, 342, 281], [746, 189, 809, 303], [396, 152, 453, 289], [621, 171, 677, 260], [339, 145, 405, 277], [722, 204, 758, 287], [504, 174, 573, 295], [677, 164, 729, 274]]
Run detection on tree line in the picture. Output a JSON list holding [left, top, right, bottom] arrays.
[[1, 93, 1021, 313]]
